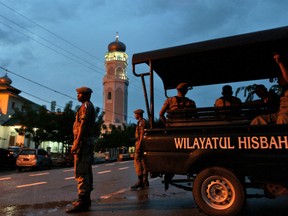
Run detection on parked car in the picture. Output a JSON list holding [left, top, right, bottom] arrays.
[[64, 152, 74, 167], [0, 148, 16, 169], [16, 148, 52, 171], [8, 146, 21, 158], [94, 151, 105, 163]]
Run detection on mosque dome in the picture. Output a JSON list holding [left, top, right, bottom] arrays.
[[0, 74, 12, 85], [108, 33, 126, 52]]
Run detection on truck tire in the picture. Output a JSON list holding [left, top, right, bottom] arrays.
[[192, 167, 245, 216]]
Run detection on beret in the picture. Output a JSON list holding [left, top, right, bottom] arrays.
[[176, 82, 189, 90], [76, 86, 93, 94], [134, 109, 144, 114]]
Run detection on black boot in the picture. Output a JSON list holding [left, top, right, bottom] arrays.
[[143, 174, 149, 188], [66, 195, 90, 213], [131, 175, 144, 190], [72, 194, 91, 207]]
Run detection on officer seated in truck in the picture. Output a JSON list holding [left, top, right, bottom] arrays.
[[245, 84, 280, 112], [214, 85, 241, 107], [212, 85, 242, 119], [251, 53, 288, 125], [159, 82, 196, 124]]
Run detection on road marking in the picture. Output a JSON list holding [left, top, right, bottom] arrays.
[[97, 170, 111, 174], [29, 172, 49, 177], [0, 177, 11, 181], [118, 167, 129, 170], [63, 169, 74, 172], [63, 165, 98, 173], [100, 188, 129, 199], [16, 182, 47, 188], [65, 176, 75, 180], [105, 163, 115, 166], [119, 161, 131, 164], [100, 178, 160, 199]]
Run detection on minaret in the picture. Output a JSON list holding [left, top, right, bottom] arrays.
[[103, 33, 129, 129]]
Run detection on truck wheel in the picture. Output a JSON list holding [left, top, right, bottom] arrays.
[[193, 167, 245, 216]]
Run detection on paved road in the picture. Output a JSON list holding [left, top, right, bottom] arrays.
[[0, 161, 288, 216]]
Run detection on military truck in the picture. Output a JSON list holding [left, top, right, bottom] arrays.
[[132, 26, 288, 216]]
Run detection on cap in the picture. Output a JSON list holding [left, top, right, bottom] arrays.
[[176, 82, 189, 90], [134, 109, 144, 114], [76, 86, 93, 94]]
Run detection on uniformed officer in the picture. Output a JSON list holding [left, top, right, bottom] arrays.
[[131, 109, 149, 190], [251, 53, 288, 125], [159, 82, 196, 124], [214, 85, 242, 107], [66, 86, 96, 213]]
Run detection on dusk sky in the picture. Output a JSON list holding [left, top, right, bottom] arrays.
[[1, 0, 288, 123]]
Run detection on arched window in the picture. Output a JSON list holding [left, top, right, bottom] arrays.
[[116, 67, 124, 76], [108, 92, 112, 100]]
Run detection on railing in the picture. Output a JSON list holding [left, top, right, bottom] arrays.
[[165, 104, 273, 127]]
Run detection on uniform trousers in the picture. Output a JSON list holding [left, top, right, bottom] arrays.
[[74, 137, 94, 197], [134, 152, 147, 176]]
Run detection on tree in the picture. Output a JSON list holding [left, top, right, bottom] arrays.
[[94, 107, 104, 138], [14, 104, 52, 148], [52, 101, 75, 154], [13, 102, 104, 151], [236, 82, 281, 103], [96, 123, 136, 152]]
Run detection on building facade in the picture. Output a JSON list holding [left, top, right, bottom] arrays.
[[0, 74, 60, 152], [0, 74, 40, 148], [103, 34, 129, 129]]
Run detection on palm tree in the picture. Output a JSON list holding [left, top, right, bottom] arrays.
[[236, 82, 281, 103]]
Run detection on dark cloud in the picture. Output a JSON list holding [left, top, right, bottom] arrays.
[[0, 27, 30, 45], [1, 0, 288, 115], [1, 0, 103, 24]]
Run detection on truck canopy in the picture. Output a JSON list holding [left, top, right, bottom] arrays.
[[132, 26, 288, 90]]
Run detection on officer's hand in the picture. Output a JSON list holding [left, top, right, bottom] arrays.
[[70, 145, 78, 154], [273, 53, 281, 64], [70, 147, 75, 154]]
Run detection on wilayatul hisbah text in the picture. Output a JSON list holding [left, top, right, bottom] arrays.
[[174, 136, 288, 150]]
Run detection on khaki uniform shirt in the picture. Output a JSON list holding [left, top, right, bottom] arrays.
[[214, 96, 242, 107], [135, 118, 147, 153], [162, 96, 196, 111], [73, 101, 96, 139]]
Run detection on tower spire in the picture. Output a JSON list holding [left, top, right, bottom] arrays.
[[116, 32, 119, 42]]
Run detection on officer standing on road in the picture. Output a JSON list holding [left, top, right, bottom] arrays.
[[66, 87, 96, 213], [131, 109, 149, 190]]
